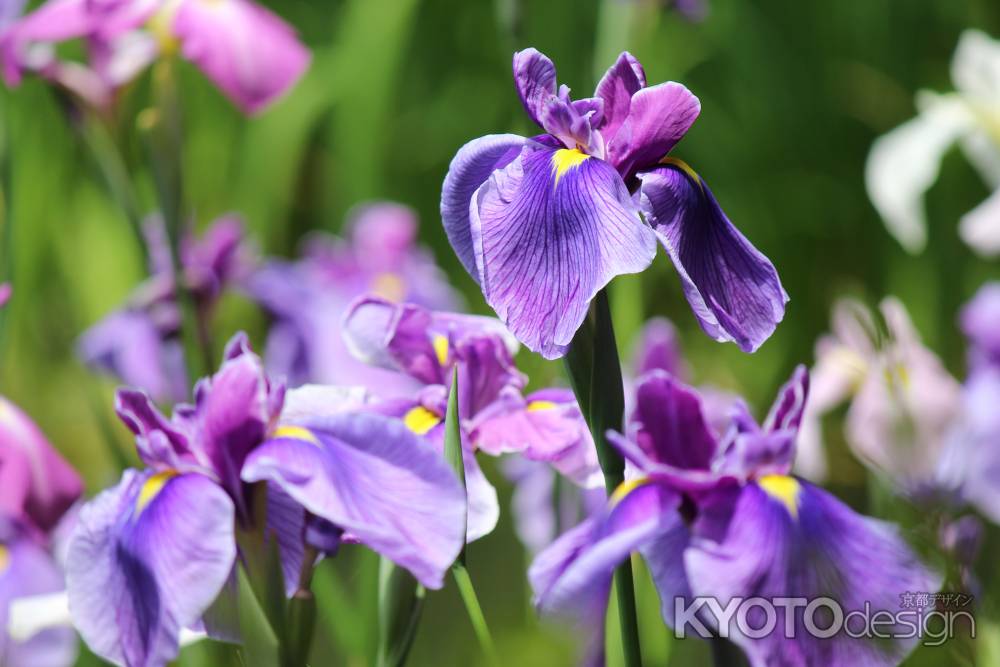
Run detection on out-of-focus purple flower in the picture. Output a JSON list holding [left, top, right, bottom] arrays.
[[960, 282, 1000, 372], [67, 333, 465, 666], [0, 398, 81, 666], [247, 202, 462, 393], [441, 49, 786, 359], [531, 368, 940, 666], [0, 0, 309, 113], [0, 282, 10, 308], [630, 317, 686, 380], [797, 297, 961, 487], [78, 215, 251, 402]]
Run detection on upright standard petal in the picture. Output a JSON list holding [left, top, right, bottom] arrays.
[[441, 134, 527, 279], [242, 413, 465, 588], [66, 470, 236, 667], [684, 478, 940, 667], [638, 163, 787, 353], [512, 48, 557, 127], [630, 317, 686, 379], [605, 82, 700, 181], [593, 52, 646, 143], [172, 0, 310, 114], [630, 370, 717, 471], [470, 141, 656, 358]]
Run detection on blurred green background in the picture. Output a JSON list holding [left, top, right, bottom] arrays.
[[1, 0, 999, 664]]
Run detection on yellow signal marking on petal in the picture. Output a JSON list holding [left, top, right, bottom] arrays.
[[371, 272, 406, 302], [147, 1, 182, 56], [432, 335, 450, 366], [758, 474, 801, 518], [273, 425, 320, 445], [609, 476, 652, 508], [0, 545, 9, 574], [526, 400, 558, 413], [659, 156, 703, 191], [403, 406, 442, 436], [551, 148, 590, 186], [136, 470, 179, 516]]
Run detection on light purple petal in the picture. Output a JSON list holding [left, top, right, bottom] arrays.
[[172, 0, 310, 114], [638, 164, 787, 353], [0, 283, 10, 308], [471, 141, 656, 359], [66, 470, 236, 667], [441, 134, 527, 279], [684, 479, 941, 667], [241, 413, 465, 588], [0, 0, 90, 85], [961, 282, 1000, 372], [0, 397, 83, 534], [593, 51, 645, 144], [512, 48, 557, 127], [530, 482, 681, 621], [0, 534, 78, 667], [606, 81, 700, 180]]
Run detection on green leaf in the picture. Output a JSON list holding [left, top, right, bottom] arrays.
[[376, 557, 426, 667], [236, 565, 280, 667]]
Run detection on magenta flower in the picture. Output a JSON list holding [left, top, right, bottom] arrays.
[[0, 0, 309, 113], [0, 396, 82, 666], [441, 49, 786, 358], [532, 368, 940, 666]]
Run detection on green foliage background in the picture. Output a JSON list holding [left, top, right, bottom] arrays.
[[1, 0, 999, 664]]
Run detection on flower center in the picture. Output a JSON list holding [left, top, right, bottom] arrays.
[[757, 474, 801, 518], [551, 148, 590, 185], [136, 470, 178, 515], [403, 406, 442, 435]]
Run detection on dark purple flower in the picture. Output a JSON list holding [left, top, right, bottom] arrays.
[[67, 333, 465, 665], [0, 0, 310, 113], [531, 368, 940, 666], [78, 215, 251, 402], [441, 49, 786, 358], [247, 202, 461, 392]]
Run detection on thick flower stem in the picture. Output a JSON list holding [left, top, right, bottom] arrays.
[[564, 288, 642, 667]]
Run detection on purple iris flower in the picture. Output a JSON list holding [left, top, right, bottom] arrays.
[[0, 0, 309, 113], [441, 49, 786, 359], [247, 202, 462, 393], [66, 333, 465, 666], [78, 215, 250, 402], [531, 367, 940, 666], [343, 296, 603, 539], [0, 282, 10, 308], [0, 396, 82, 666], [960, 282, 1000, 372]]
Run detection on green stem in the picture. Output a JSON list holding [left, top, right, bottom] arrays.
[[376, 558, 425, 667], [564, 288, 642, 667], [452, 563, 499, 667], [710, 635, 750, 666], [139, 60, 213, 383]]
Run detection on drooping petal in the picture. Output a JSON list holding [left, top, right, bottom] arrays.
[[530, 482, 681, 621], [0, 535, 78, 667], [0, 397, 83, 533], [66, 470, 236, 667], [172, 0, 310, 114], [593, 52, 646, 142], [959, 187, 1000, 257], [241, 413, 465, 588], [684, 477, 940, 667], [865, 95, 973, 253], [605, 82, 700, 180], [512, 48, 557, 127], [638, 164, 787, 353], [961, 281, 1000, 371], [441, 134, 527, 279], [471, 141, 656, 359]]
